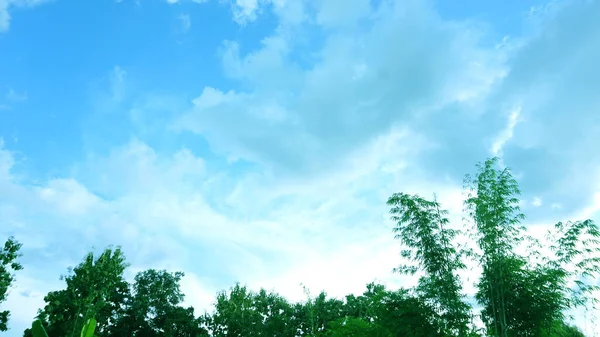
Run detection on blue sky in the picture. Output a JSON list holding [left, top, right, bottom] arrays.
[[1, 0, 600, 335]]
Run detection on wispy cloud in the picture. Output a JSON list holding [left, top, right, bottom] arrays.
[[109, 66, 126, 102], [166, 0, 209, 4], [5, 88, 27, 102], [0, 0, 51, 32], [164, 0, 272, 25], [178, 14, 191, 32], [0, 87, 27, 111]]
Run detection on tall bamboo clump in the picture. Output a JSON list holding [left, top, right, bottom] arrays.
[[463, 158, 525, 337]]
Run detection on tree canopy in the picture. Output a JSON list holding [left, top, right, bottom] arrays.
[[3, 158, 599, 337]]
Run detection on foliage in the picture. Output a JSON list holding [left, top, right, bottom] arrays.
[[207, 283, 299, 336], [464, 158, 529, 337], [25, 247, 130, 337], [373, 286, 446, 337], [387, 193, 472, 335], [464, 158, 600, 337], [540, 321, 586, 337], [327, 317, 382, 337], [30, 317, 96, 337], [30, 319, 49, 337], [80, 318, 96, 337], [15, 157, 600, 337], [328, 282, 448, 337], [299, 290, 345, 336], [548, 220, 600, 310], [112, 269, 207, 337], [0, 236, 23, 332], [475, 256, 567, 336]]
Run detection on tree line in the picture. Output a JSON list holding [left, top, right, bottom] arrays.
[[1, 158, 599, 336]]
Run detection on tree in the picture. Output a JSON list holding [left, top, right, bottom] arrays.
[[348, 283, 446, 337], [376, 288, 446, 337], [206, 283, 302, 336], [112, 269, 207, 337], [207, 283, 263, 336], [327, 317, 387, 337], [387, 193, 472, 336], [297, 290, 345, 336], [0, 236, 22, 332], [25, 247, 130, 337], [464, 157, 600, 336], [331, 283, 447, 337], [464, 157, 527, 337], [541, 321, 586, 337], [548, 220, 600, 313], [252, 288, 297, 336], [474, 255, 567, 336]]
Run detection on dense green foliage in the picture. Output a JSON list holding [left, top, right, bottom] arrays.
[[2, 158, 599, 336]]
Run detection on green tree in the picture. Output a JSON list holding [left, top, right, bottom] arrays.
[[207, 283, 297, 337], [378, 289, 446, 337], [548, 220, 600, 312], [330, 283, 447, 337], [112, 269, 207, 337], [26, 247, 130, 337], [540, 321, 586, 337], [327, 317, 387, 337], [252, 288, 297, 336], [207, 284, 261, 336], [474, 255, 567, 336], [387, 193, 472, 336], [0, 236, 22, 332], [464, 157, 527, 337], [464, 158, 600, 336], [298, 289, 345, 336]]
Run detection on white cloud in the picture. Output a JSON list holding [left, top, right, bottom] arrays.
[[0, 1, 9, 32], [0, 0, 50, 32], [178, 14, 191, 32], [177, 0, 505, 179], [37, 179, 102, 215], [166, 0, 212, 5], [179, 273, 218, 312], [491, 106, 521, 157], [493, 0, 600, 224], [163, 0, 294, 26], [312, 0, 371, 28], [230, 0, 266, 25], [109, 66, 127, 102], [5, 88, 27, 102], [0, 139, 15, 179], [0, 88, 27, 111]]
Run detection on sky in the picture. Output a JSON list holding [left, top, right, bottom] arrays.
[[1, 0, 600, 335]]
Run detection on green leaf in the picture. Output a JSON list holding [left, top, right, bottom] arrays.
[[80, 318, 96, 337], [31, 320, 49, 337]]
